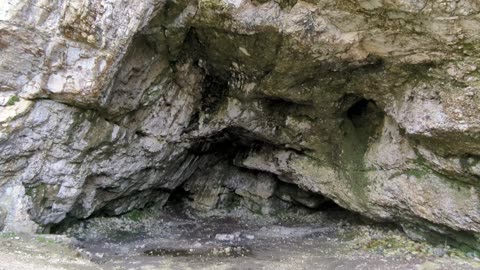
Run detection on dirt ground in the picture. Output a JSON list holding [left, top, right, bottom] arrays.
[[1, 207, 479, 270], [0, 233, 100, 270]]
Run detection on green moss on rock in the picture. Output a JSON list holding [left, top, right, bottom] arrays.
[[6, 95, 19, 106], [125, 209, 146, 222]]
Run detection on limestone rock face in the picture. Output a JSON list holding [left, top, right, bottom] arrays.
[[1, 0, 480, 249]]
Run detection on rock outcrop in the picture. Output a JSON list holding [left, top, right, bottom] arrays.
[[1, 0, 479, 250]]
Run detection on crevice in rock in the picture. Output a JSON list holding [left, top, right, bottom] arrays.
[[339, 95, 384, 153], [199, 74, 229, 115], [347, 99, 372, 127], [260, 96, 314, 115], [402, 221, 480, 252], [188, 126, 272, 156], [183, 65, 229, 132]]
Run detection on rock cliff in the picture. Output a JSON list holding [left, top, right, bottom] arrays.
[[1, 0, 479, 250]]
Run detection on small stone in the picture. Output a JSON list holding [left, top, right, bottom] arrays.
[[239, 47, 251, 56], [244, 234, 255, 240], [215, 234, 235, 241], [87, 35, 96, 44], [466, 251, 477, 258], [432, 247, 447, 257]]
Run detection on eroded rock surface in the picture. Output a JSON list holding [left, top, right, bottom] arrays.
[[1, 0, 480, 250]]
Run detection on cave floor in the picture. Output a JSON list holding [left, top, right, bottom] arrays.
[[1, 208, 479, 270], [58, 206, 480, 270]]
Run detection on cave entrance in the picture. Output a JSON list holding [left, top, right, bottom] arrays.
[[164, 127, 347, 218], [346, 98, 383, 134], [51, 126, 358, 235], [338, 95, 385, 168]]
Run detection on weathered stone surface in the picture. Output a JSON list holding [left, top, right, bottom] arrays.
[[0, 99, 201, 229], [182, 159, 307, 213], [0, 0, 479, 250], [0, 206, 6, 231]]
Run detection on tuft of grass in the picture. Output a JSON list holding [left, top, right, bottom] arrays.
[[125, 210, 145, 222], [36, 236, 55, 244], [6, 95, 19, 106], [0, 232, 17, 238]]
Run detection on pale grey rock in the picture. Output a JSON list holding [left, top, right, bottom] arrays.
[[214, 233, 236, 241], [0, 100, 200, 226], [0, 183, 39, 233], [183, 160, 282, 211], [244, 234, 254, 240]]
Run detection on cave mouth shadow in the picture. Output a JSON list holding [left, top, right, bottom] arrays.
[[342, 95, 384, 130], [347, 99, 373, 127], [163, 177, 368, 229], [163, 125, 369, 223]]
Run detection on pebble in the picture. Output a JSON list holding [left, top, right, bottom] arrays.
[[245, 234, 255, 240], [215, 234, 236, 241], [431, 247, 447, 257]]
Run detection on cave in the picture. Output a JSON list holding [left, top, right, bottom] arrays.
[[1, 0, 480, 269], [343, 97, 384, 153]]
